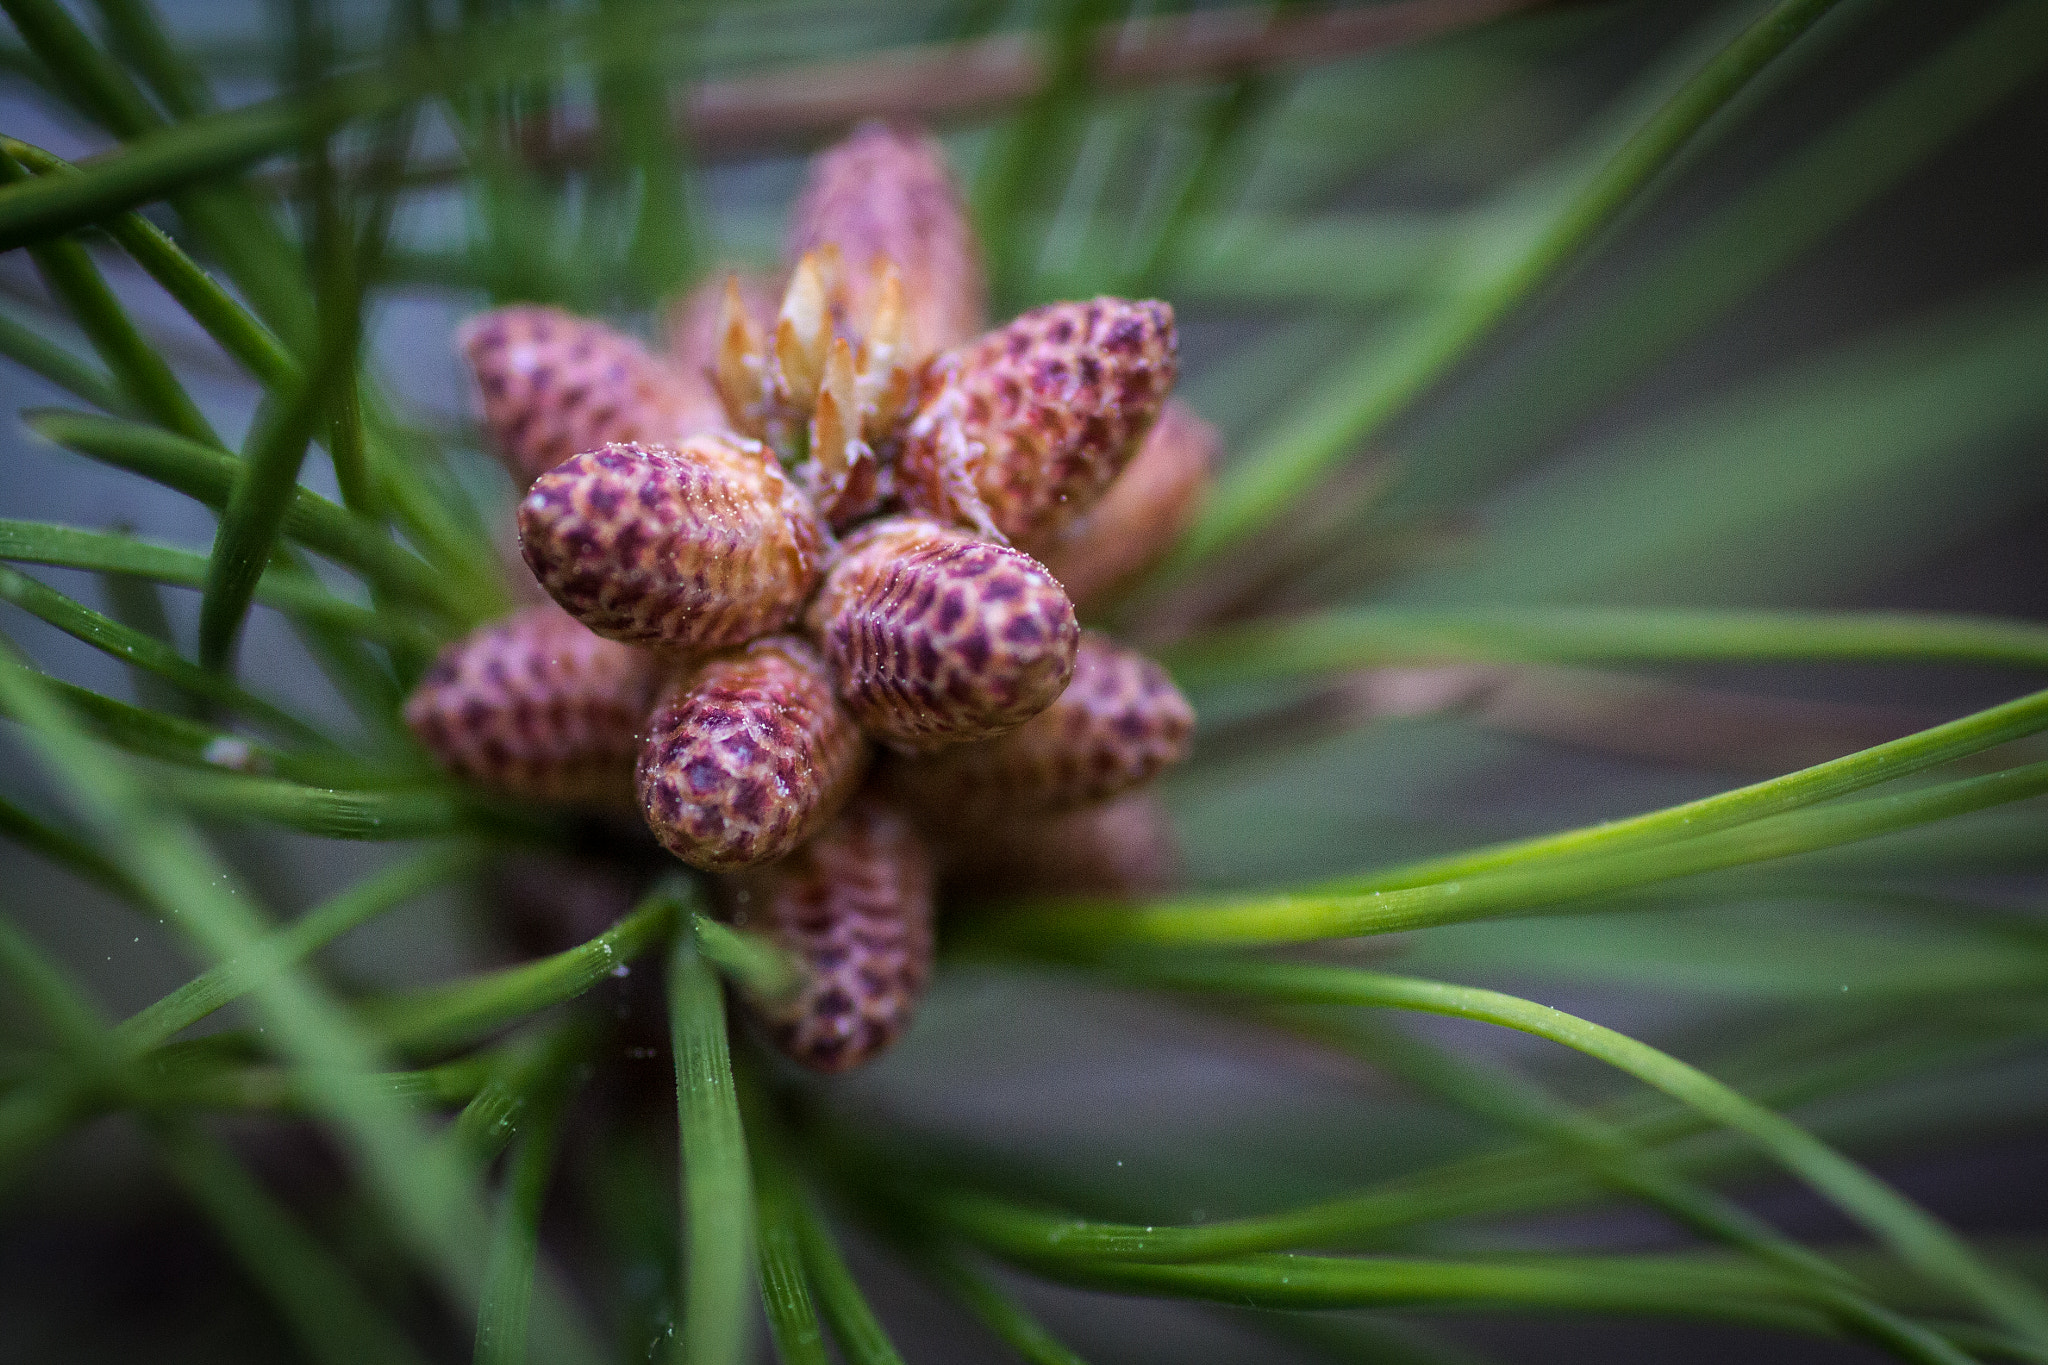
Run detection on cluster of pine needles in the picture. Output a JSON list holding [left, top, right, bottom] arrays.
[[2, 0, 2047, 1362]]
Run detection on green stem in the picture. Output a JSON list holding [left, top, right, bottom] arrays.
[[668, 919, 755, 1365], [0, 568, 342, 751], [0, 149, 217, 446], [752, 1110, 832, 1365], [1119, 958, 2048, 1351], [1, 137, 299, 392], [973, 1247, 1834, 1327], [2, 679, 338, 785], [156, 767, 471, 841], [1177, 0, 1850, 565], [0, 517, 440, 650], [124, 1052, 493, 1114], [118, 844, 483, 1052], [201, 344, 354, 670], [791, 1188, 907, 1365], [1293, 1016, 1970, 1365], [472, 1031, 595, 1365], [903, 1240, 1092, 1365], [693, 909, 802, 1005], [965, 759, 2048, 950], [369, 885, 682, 1054], [0, 642, 503, 1322], [1165, 607, 2048, 690], [0, 298, 131, 413], [27, 409, 469, 621], [0, 909, 433, 1365], [1333, 685, 2048, 895]]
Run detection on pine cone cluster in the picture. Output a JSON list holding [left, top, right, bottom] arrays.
[[406, 121, 1213, 1072]]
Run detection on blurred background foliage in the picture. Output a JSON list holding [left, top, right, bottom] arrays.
[[0, 0, 2046, 1362]]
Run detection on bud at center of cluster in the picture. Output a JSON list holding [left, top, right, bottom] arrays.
[[412, 119, 1212, 1074]]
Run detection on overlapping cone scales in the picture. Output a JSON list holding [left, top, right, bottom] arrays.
[[460, 305, 722, 486], [884, 631, 1193, 826], [636, 637, 865, 871], [1035, 400, 1217, 608], [718, 797, 935, 1073], [786, 120, 986, 359], [808, 517, 1079, 749], [403, 604, 656, 803], [519, 438, 825, 651], [901, 298, 1178, 544], [437, 121, 1202, 1078]]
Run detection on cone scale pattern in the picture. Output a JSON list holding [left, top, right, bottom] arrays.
[[1035, 399, 1218, 608], [403, 604, 656, 805], [637, 637, 866, 871], [900, 298, 1178, 545], [461, 305, 724, 486], [519, 438, 825, 652], [785, 120, 987, 359], [718, 798, 935, 1073], [409, 120, 1203, 1073], [883, 632, 1193, 827], [808, 518, 1080, 750]]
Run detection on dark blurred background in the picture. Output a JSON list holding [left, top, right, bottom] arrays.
[[2, 1, 2046, 1361]]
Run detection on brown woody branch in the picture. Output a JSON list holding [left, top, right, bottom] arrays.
[[680, 0, 1554, 153], [458, 0, 1556, 179]]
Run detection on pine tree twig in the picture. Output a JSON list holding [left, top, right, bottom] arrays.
[[457, 0, 1563, 182]]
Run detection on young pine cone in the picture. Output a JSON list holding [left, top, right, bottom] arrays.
[[785, 119, 987, 359], [939, 792, 1181, 901], [636, 636, 866, 871], [1033, 400, 1218, 609], [519, 438, 826, 652], [808, 517, 1080, 750], [403, 603, 656, 805], [718, 797, 935, 1073], [664, 268, 779, 406], [899, 298, 1178, 545], [461, 305, 725, 486], [884, 632, 1193, 829]]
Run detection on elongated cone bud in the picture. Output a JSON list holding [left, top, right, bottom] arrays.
[[460, 305, 721, 486], [403, 604, 656, 804], [786, 120, 987, 358], [520, 438, 826, 651], [776, 250, 833, 412], [807, 517, 1079, 750], [883, 631, 1192, 827], [900, 298, 1178, 544], [667, 268, 777, 373], [710, 274, 774, 438], [1032, 400, 1216, 608], [938, 792, 1179, 900], [636, 637, 866, 871], [854, 260, 916, 440], [806, 334, 881, 527], [665, 269, 778, 434], [717, 797, 935, 1073]]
